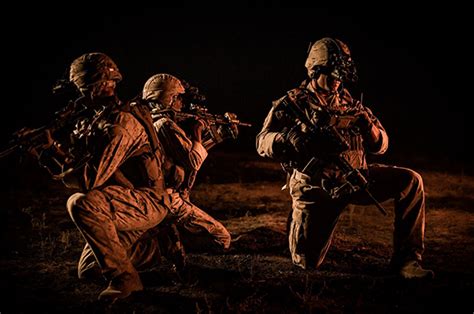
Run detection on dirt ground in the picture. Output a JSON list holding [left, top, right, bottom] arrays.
[[1, 151, 473, 313]]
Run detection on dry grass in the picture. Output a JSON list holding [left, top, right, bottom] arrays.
[[1, 154, 473, 313]]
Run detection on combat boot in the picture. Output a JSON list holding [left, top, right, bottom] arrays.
[[98, 270, 144, 302], [399, 260, 434, 279]]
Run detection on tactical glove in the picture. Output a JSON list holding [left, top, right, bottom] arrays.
[[354, 110, 374, 133], [285, 125, 311, 155]]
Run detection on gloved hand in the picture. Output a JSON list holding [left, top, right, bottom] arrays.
[[284, 125, 310, 155], [284, 125, 345, 157], [354, 110, 382, 146], [223, 112, 239, 139], [354, 110, 374, 133], [216, 124, 238, 141]]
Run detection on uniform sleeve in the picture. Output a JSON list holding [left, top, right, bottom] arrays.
[[154, 118, 208, 171], [256, 97, 289, 159], [84, 112, 149, 189], [363, 106, 389, 155]]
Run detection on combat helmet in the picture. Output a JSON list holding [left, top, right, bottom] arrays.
[[69, 52, 122, 91], [142, 73, 185, 108], [305, 37, 358, 82]]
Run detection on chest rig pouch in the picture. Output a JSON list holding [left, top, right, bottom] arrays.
[[113, 101, 167, 197]]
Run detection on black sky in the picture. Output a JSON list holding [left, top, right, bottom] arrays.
[[4, 5, 468, 168]]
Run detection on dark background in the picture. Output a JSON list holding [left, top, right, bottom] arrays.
[[0, 6, 472, 313], [2, 5, 468, 171]]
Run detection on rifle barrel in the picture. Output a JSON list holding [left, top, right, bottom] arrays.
[[237, 122, 252, 127], [0, 144, 19, 159]]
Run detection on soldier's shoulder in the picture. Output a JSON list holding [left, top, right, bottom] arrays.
[[113, 110, 142, 129], [287, 87, 308, 98], [272, 87, 307, 108]]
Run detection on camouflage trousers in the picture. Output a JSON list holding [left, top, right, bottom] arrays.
[[288, 164, 426, 270], [77, 223, 184, 280], [75, 189, 230, 279], [67, 185, 169, 280], [167, 190, 231, 250]]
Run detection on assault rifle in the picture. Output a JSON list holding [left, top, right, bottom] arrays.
[[0, 97, 86, 161], [280, 96, 387, 216], [176, 80, 252, 129], [175, 103, 252, 128], [150, 104, 251, 150]]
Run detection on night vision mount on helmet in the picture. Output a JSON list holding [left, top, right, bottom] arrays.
[[305, 37, 358, 83], [142, 73, 186, 109]]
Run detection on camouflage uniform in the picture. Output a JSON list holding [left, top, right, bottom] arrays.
[[142, 73, 231, 251], [52, 52, 171, 300], [256, 38, 430, 277], [153, 115, 231, 250], [73, 99, 183, 280]]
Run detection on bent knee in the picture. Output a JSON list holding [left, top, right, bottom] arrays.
[[206, 223, 231, 250], [221, 230, 232, 250], [67, 193, 86, 219], [67, 190, 110, 221], [411, 169, 424, 187], [402, 168, 424, 191]]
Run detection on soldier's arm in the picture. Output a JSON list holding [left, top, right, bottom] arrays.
[[358, 106, 389, 154], [155, 118, 208, 171], [84, 112, 148, 189], [256, 97, 293, 160]]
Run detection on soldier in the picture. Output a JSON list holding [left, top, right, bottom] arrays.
[[31, 52, 172, 301], [256, 38, 434, 279], [140, 73, 231, 254]]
